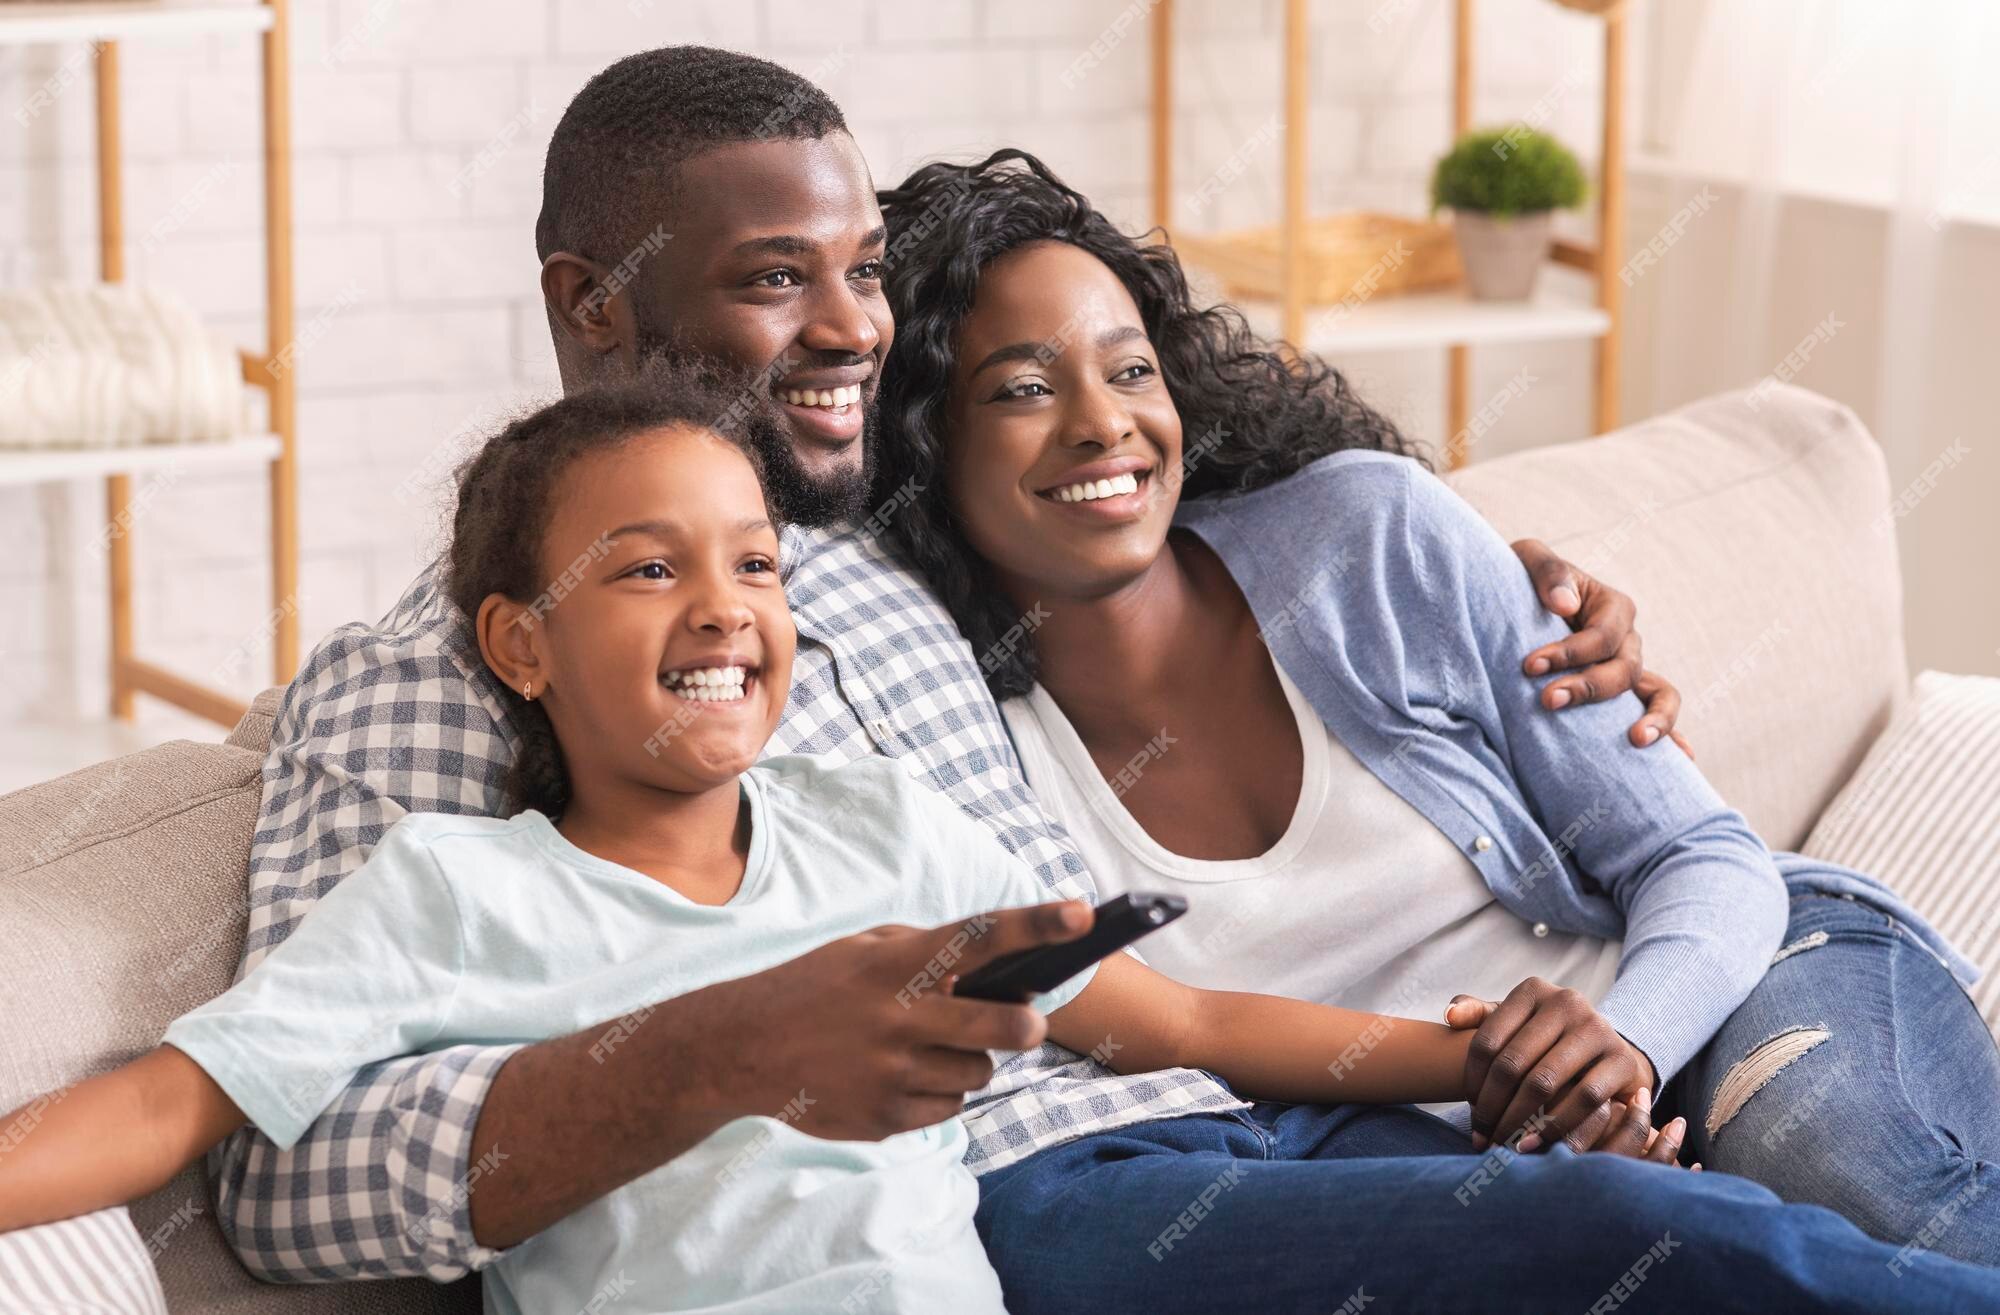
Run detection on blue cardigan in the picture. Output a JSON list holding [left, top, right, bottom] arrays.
[[1174, 450, 1972, 1084]]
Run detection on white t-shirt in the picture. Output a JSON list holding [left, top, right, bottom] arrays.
[[1002, 662, 1625, 1030], [166, 754, 1089, 1315]]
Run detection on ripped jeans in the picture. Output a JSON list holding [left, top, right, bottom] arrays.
[[1675, 892, 2000, 1268]]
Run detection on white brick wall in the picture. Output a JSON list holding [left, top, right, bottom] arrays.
[[0, 0, 1601, 730]]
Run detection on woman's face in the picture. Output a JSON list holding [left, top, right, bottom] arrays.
[[944, 241, 1184, 603], [486, 425, 797, 798]]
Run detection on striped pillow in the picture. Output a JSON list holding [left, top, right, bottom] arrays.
[[1803, 670, 2000, 1038], [0, 1208, 168, 1314]]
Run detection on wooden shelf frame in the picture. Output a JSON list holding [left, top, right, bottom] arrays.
[[5, 0, 298, 730], [1150, 0, 1628, 469]]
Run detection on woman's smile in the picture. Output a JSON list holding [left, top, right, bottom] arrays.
[[1035, 457, 1155, 521]]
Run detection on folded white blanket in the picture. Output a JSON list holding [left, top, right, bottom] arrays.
[[0, 282, 248, 450]]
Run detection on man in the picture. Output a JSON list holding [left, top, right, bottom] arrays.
[[210, 46, 1961, 1312]]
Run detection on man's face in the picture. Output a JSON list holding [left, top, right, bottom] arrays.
[[629, 133, 893, 525]]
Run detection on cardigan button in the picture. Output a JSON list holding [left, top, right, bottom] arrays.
[[1532, 922, 1550, 938], [1473, 836, 1493, 853]]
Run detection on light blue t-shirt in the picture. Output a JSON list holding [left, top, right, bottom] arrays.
[[165, 754, 1092, 1315]]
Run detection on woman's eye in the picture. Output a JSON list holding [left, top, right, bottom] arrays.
[[1113, 362, 1155, 382], [851, 260, 885, 282], [995, 379, 1053, 400], [754, 269, 800, 289]]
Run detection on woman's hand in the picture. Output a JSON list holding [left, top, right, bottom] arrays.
[[1445, 979, 1659, 1152], [1556, 1086, 1695, 1167], [1507, 538, 1693, 755]]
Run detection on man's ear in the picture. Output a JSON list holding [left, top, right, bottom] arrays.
[[476, 592, 550, 700], [541, 251, 631, 361]]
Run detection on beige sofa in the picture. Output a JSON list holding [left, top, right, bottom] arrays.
[[0, 384, 1965, 1311]]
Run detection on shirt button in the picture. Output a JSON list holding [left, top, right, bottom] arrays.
[[1532, 922, 1550, 938], [867, 717, 896, 747], [1473, 836, 1493, 853]]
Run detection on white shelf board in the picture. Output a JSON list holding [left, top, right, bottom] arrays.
[[1236, 287, 1612, 356], [0, 433, 279, 486], [0, 1, 271, 45]]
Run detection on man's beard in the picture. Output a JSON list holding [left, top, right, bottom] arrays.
[[636, 333, 876, 528]]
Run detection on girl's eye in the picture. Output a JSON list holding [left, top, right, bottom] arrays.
[[1113, 361, 1155, 382], [994, 378, 1053, 401], [630, 561, 670, 581], [754, 269, 800, 289], [851, 260, 885, 282], [739, 557, 776, 575]]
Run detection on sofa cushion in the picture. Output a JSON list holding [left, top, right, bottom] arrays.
[[1803, 671, 2000, 1038], [1449, 383, 1907, 852], [0, 742, 476, 1315], [0, 1208, 168, 1315]]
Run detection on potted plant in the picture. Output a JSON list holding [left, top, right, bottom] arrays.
[[1431, 126, 1587, 300]]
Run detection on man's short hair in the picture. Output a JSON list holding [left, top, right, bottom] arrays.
[[535, 45, 848, 267]]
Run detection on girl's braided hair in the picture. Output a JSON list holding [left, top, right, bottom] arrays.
[[445, 368, 778, 818]]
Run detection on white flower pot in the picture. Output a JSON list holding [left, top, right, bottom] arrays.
[[1451, 210, 1554, 301]]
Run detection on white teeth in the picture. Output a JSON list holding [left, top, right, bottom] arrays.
[[1051, 471, 1142, 503], [663, 665, 749, 701], [782, 384, 863, 409]]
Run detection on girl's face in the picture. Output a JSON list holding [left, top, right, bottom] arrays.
[[488, 425, 796, 798], [943, 241, 1184, 603]]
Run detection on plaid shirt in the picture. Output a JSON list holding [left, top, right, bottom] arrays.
[[212, 521, 1242, 1283]]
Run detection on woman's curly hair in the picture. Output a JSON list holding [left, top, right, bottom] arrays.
[[445, 369, 776, 818], [873, 148, 1426, 701]]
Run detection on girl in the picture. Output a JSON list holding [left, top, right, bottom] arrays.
[[872, 149, 2000, 1265], [0, 371, 1678, 1314]]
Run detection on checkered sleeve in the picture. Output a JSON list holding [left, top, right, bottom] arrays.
[[209, 564, 527, 1281]]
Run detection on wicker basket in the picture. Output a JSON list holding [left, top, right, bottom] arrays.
[[1171, 211, 1463, 306]]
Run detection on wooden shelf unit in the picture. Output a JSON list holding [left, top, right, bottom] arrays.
[[1, 0, 298, 729], [1149, 0, 1628, 468]]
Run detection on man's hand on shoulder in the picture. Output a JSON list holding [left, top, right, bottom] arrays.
[[1507, 538, 1693, 758]]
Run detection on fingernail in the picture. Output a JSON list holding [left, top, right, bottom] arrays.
[[1640, 725, 1660, 745], [1547, 688, 1571, 709], [1527, 657, 1550, 675], [1516, 1133, 1541, 1153], [1691, 1163, 1703, 1172], [1635, 1087, 1652, 1110], [1553, 585, 1580, 612]]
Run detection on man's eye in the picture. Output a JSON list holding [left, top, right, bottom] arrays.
[[754, 269, 800, 289]]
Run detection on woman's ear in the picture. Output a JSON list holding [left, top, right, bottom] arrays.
[[541, 251, 631, 361], [476, 593, 549, 700]]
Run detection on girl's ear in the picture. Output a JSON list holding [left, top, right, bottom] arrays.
[[475, 593, 549, 700]]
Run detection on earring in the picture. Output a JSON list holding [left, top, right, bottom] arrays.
[[522, 680, 534, 701]]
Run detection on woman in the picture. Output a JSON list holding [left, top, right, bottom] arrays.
[[875, 149, 2000, 1261]]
